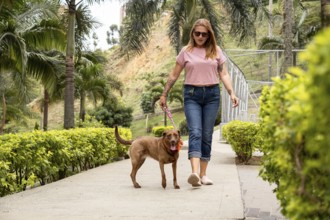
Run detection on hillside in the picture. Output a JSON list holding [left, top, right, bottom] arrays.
[[105, 12, 177, 117]]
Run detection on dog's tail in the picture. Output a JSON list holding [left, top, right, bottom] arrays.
[[115, 125, 133, 145]]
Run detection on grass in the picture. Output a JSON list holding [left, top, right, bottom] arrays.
[[129, 110, 186, 138]]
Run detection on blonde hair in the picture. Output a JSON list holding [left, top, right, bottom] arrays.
[[186, 18, 218, 59]]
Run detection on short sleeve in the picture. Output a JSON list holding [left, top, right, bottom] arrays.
[[176, 47, 186, 67], [216, 46, 227, 65]]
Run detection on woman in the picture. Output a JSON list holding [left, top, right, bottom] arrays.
[[159, 18, 239, 187]]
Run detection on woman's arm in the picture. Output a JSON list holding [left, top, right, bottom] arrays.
[[159, 62, 184, 109], [219, 63, 239, 107]]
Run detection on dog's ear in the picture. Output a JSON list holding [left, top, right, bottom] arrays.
[[177, 130, 181, 137]]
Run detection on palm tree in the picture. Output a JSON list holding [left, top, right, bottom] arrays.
[[28, 50, 66, 131], [282, 0, 294, 75], [321, 0, 330, 27], [62, 0, 107, 129], [258, 1, 320, 69], [75, 52, 109, 122], [0, 75, 35, 134], [0, 0, 64, 132]]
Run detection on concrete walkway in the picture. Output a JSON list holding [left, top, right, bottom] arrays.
[[0, 132, 282, 220]]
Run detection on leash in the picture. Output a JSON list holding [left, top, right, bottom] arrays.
[[164, 107, 183, 151], [164, 107, 177, 130]]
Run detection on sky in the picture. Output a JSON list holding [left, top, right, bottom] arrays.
[[87, 1, 122, 50]]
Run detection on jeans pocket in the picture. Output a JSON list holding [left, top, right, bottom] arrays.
[[184, 86, 194, 97]]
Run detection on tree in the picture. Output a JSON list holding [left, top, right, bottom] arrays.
[[258, 1, 320, 68], [62, 0, 107, 129], [0, 0, 65, 132], [75, 52, 109, 122], [106, 24, 119, 46], [282, 0, 294, 76], [93, 32, 98, 49], [321, 0, 330, 27]]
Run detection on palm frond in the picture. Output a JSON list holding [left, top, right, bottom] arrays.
[[168, 0, 185, 54], [120, 0, 161, 55], [11, 70, 36, 104], [219, 0, 257, 44], [75, 4, 101, 52], [0, 31, 27, 73], [16, 0, 60, 31], [258, 36, 284, 49], [22, 19, 66, 51], [26, 51, 65, 94]]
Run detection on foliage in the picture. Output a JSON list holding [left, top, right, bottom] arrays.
[[222, 120, 259, 163], [214, 109, 221, 126], [91, 99, 133, 128], [178, 119, 189, 136], [140, 92, 154, 114], [75, 114, 105, 128], [140, 73, 183, 115], [258, 1, 321, 51], [152, 125, 174, 137], [258, 28, 330, 220], [0, 127, 131, 197]]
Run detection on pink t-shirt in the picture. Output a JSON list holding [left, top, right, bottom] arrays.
[[176, 46, 226, 85]]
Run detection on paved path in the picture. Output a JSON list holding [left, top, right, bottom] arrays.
[[237, 165, 286, 220], [0, 132, 284, 220]]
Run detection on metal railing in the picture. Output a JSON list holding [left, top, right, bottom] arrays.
[[219, 57, 250, 140]]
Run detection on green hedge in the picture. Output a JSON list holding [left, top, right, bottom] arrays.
[[222, 120, 259, 163], [0, 127, 131, 197], [152, 126, 174, 137], [258, 28, 330, 219]]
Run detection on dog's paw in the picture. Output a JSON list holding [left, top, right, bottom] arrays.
[[174, 185, 180, 189], [134, 183, 141, 188], [162, 182, 167, 189]]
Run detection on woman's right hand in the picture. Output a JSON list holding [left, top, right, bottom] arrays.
[[159, 95, 167, 111]]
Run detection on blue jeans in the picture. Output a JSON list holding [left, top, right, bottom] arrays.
[[183, 84, 220, 161]]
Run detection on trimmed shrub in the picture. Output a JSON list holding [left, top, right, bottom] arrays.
[[0, 127, 131, 197], [222, 120, 259, 163], [152, 126, 174, 137]]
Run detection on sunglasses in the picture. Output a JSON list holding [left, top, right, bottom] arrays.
[[193, 31, 209, 38]]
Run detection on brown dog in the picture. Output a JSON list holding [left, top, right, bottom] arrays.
[[115, 126, 181, 189]]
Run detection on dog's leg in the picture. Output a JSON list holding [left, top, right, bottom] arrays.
[[159, 162, 166, 189], [172, 161, 180, 189], [130, 159, 145, 188]]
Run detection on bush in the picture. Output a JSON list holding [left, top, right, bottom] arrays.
[[152, 126, 174, 137], [258, 28, 330, 219], [91, 101, 133, 128], [222, 120, 259, 163], [214, 109, 221, 126], [178, 119, 189, 136], [76, 114, 105, 128], [0, 127, 131, 197]]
